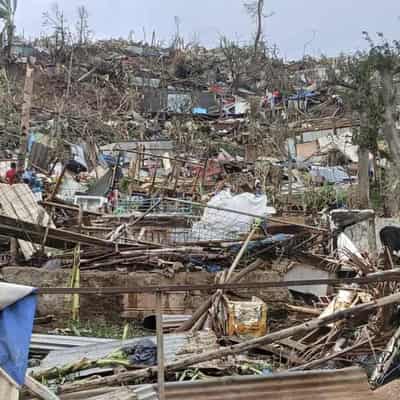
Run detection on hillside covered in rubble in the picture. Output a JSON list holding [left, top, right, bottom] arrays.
[[1, 1, 400, 400]]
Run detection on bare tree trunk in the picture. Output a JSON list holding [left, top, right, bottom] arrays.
[[254, 0, 264, 54], [358, 145, 370, 208], [18, 63, 35, 173]]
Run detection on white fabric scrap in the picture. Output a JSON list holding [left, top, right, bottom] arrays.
[[0, 282, 34, 311], [337, 232, 363, 262]]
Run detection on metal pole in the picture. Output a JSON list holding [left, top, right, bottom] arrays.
[[156, 291, 165, 400]]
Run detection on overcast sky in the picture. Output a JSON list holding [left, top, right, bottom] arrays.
[[14, 0, 400, 60]]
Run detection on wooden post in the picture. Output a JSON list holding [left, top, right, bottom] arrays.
[[66, 48, 74, 98], [224, 223, 259, 283], [172, 162, 181, 193], [201, 158, 209, 193], [156, 291, 165, 400], [71, 244, 81, 322], [18, 63, 35, 173], [368, 214, 377, 254], [191, 167, 202, 196], [10, 238, 17, 264], [50, 164, 67, 201], [149, 166, 158, 195], [287, 142, 293, 201]]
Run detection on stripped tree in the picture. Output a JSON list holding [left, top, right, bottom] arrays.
[[244, 0, 264, 55], [0, 0, 17, 58]]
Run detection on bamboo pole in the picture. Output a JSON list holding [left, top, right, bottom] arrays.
[[71, 244, 80, 322]]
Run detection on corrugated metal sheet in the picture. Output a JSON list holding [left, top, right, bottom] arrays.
[[162, 367, 383, 400], [132, 76, 161, 88], [101, 140, 174, 163], [35, 332, 216, 374], [30, 334, 115, 354], [0, 184, 54, 259], [29, 142, 52, 171]]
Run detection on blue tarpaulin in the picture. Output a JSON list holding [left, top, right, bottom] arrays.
[[0, 283, 37, 387], [288, 90, 317, 101], [192, 107, 208, 115]]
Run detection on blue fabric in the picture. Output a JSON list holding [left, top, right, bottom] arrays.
[[192, 107, 208, 114], [289, 90, 317, 100], [100, 153, 117, 167], [27, 133, 36, 153], [0, 293, 37, 385]]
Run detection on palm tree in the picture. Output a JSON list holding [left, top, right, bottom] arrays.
[[0, 0, 17, 57]]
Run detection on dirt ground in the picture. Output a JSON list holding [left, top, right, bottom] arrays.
[[375, 380, 400, 400]]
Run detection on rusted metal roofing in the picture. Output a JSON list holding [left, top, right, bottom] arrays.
[[163, 367, 383, 400]]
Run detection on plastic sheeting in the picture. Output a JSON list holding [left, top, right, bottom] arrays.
[[70, 144, 88, 172], [0, 283, 37, 388], [337, 232, 363, 262], [191, 190, 268, 241], [310, 166, 351, 184]]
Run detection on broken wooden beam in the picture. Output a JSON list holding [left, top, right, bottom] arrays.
[[25, 374, 60, 400], [40, 200, 103, 216], [0, 214, 126, 250]]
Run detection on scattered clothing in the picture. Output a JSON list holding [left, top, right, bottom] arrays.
[[5, 168, 17, 185], [123, 339, 157, 366]]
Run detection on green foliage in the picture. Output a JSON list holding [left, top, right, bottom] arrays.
[[370, 182, 384, 211], [334, 53, 383, 153], [303, 184, 347, 212], [363, 32, 400, 74], [67, 320, 150, 339]]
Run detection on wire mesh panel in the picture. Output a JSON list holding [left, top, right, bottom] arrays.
[[116, 194, 193, 215], [122, 195, 267, 244]]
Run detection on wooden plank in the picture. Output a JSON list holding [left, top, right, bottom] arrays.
[[279, 338, 308, 352], [156, 291, 165, 400], [0, 214, 126, 250], [25, 374, 60, 400]]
